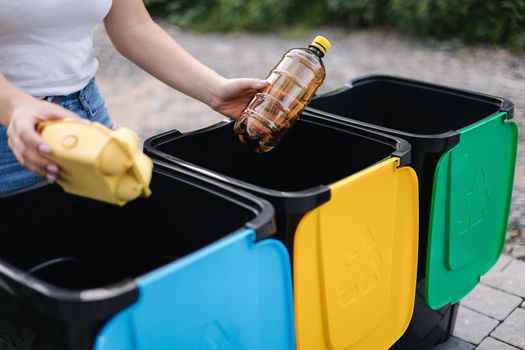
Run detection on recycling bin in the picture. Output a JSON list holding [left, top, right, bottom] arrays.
[[0, 161, 294, 350], [144, 112, 419, 350], [307, 75, 518, 348]]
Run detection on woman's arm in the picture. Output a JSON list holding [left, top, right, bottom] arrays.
[[0, 74, 34, 126], [104, 0, 267, 120], [0, 74, 78, 180]]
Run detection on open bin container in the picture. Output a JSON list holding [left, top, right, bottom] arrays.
[[144, 112, 419, 350], [0, 161, 294, 350], [308, 75, 519, 348]]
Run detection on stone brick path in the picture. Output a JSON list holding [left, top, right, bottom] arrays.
[[432, 255, 525, 350]]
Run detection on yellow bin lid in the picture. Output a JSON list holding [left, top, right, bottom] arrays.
[[294, 158, 418, 350], [39, 119, 152, 206]]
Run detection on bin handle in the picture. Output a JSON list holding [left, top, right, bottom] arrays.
[[144, 120, 232, 152], [143, 129, 183, 151]]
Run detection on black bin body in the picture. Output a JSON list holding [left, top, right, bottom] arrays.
[[308, 75, 516, 349], [144, 112, 422, 350], [0, 161, 285, 350]]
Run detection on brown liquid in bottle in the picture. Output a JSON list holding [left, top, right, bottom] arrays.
[[234, 36, 330, 153]]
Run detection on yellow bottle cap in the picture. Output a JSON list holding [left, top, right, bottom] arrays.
[[310, 35, 331, 56]]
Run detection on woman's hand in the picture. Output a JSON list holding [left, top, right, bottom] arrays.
[[209, 78, 269, 121], [7, 99, 80, 181]]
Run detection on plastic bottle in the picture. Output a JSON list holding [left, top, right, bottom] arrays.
[[234, 35, 331, 153], [38, 119, 152, 205]]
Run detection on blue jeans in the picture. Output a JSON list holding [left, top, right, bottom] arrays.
[[0, 78, 113, 194]]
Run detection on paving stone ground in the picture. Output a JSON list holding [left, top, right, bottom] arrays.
[[432, 337, 475, 350], [477, 337, 521, 350], [431, 254, 525, 350], [482, 259, 525, 298], [461, 285, 522, 321]]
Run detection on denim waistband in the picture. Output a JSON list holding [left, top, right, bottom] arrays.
[[43, 77, 96, 104]]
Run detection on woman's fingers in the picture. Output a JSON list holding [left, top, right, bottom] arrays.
[[209, 77, 270, 119], [233, 78, 269, 93], [8, 115, 59, 180], [6, 100, 82, 180], [24, 148, 58, 180]]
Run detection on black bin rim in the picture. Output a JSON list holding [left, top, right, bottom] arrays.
[[144, 112, 412, 215], [307, 74, 515, 152], [0, 160, 276, 321]]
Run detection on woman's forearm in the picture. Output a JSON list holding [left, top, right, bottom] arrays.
[[105, 15, 225, 107], [104, 0, 266, 121], [0, 74, 33, 126]]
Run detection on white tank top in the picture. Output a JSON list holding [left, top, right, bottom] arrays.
[[0, 0, 112, 98]]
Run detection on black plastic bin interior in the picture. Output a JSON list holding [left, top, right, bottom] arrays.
[[307, 75, 513, 348], [0, 161, 272, 350], [308, 75, 507, 135], [144, 112, 410, 245]]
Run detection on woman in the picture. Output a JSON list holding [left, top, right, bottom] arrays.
[[0, 0, 268, 193]]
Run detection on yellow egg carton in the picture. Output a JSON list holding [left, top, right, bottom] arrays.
[[38, 119, 153, 206]]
